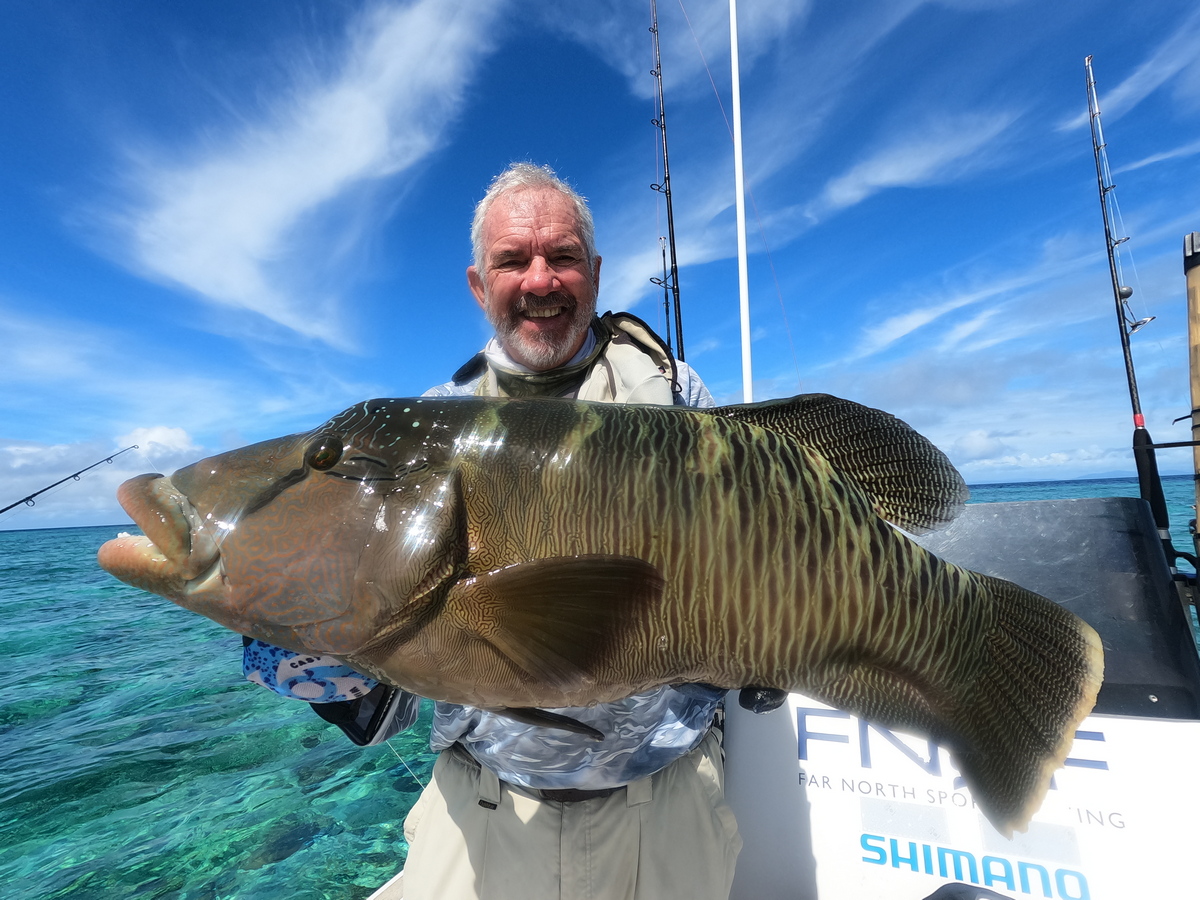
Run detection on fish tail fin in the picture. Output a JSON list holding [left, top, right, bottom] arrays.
[[950, 574, 1103, 836]]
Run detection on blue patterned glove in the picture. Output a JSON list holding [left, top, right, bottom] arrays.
[[243, 639, 377, 703]]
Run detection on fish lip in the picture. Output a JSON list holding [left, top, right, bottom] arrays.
[[116, 474, 221, 581], [182, 552, 225, 596]]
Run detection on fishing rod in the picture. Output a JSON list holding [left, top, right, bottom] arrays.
[[649, 0, 685, 360], [1085, 56, 1174, 552], [0, 445, 139, 515]]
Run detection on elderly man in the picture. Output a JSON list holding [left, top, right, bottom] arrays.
[[245, 163, 741, 900]]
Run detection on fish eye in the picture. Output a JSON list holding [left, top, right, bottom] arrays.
[[306, 435, 344, 471]]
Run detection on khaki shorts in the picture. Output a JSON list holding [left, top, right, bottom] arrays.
[[402, 729, 742, 900]]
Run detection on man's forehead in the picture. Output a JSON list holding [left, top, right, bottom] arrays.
[[483, 188, 583, 241]]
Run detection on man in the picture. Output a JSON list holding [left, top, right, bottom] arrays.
[[245, 163, 741, 900]]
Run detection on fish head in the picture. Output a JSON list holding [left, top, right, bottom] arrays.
[[97, 400, 464, 658]]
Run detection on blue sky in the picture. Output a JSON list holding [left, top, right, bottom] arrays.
[[4, 0, 1200, 529]]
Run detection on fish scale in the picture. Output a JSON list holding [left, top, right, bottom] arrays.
[[98, 392, 1102, 835], [451, 402, 923, 693]]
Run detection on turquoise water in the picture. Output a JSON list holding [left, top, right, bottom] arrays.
[[0, 526, 433, 900], [2, 475, 1198, 899]]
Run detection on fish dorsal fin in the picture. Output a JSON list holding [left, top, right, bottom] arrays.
[[714, 393, 968, 534], [444, 555, 663, 690]]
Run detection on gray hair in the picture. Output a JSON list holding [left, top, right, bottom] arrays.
[[470, 162, 597, 274]]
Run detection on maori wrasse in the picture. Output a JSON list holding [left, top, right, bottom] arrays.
[[98, 394, 1103, 836]]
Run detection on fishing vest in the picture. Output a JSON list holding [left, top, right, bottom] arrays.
[[453, 311, 680, 405]]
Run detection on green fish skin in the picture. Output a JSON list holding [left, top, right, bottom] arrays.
[[97, 394, 1103, 837]]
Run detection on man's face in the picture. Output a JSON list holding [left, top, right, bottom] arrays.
[[467, 187, 601, 371]]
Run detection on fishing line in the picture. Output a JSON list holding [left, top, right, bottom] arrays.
[[1106, 191, 1154, 325], [1090, 77, 1173, 410], [384, 738, 428, 788]]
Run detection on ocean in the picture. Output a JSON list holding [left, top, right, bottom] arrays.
[[2, 475, 1199, 900]]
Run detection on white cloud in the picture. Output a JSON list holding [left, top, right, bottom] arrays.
[[800, 264, 1194, 488], [936, 308, 1000, 352], [561, 0, 1025, 324], [0, 439, 154, 530], [539, 0, 814, 101], [805, 111, 1018, 222], [1114, 137, 1200, 173], [0, 298, 383, 462], [952, 428, 1012, 462], [685, 337, 722, 358], [113, 0, 503, 346], [837, 230, 1110, 363], [117, 426, 200, 455], [1060, 7, 1200, 129], [0, 306, 109, 383], [848, 280, 1012, 361]]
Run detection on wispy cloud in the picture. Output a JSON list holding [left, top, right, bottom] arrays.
[[1114, 136, 1200, 173], [1061, 6, 1200, 129], [0, 438, 156, 530], [843, 246, 1080, 362], [805, 111, 1017, 222], [795, 229, 1198, 483], [110, 0, 502, 347], [558, 0, 1015, 319], [0, 298, 382, 452], [539, 0, 815, 101]]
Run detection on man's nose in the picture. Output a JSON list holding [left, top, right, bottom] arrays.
[[522, 256, 558, 295]]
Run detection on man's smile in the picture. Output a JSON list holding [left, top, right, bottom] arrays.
[[524, 306, 565, 319]]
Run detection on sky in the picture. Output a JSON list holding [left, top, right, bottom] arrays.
[[3, 0, 1200, 530]]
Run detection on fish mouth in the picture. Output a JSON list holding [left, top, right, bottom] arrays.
[[97, 474, 223, 599]]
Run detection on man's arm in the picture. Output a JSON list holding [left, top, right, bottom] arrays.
[[674, 360, 715, 409]]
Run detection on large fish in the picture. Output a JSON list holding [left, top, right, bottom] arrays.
[[98, 394, 1102, 836]]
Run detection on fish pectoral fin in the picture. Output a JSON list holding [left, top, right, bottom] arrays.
[[493, 707, 605, 740], [445, 555, 664, 690], [712, 393, 968, 534]]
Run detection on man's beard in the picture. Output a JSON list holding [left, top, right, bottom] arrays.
[[487, 291, 596, 370]]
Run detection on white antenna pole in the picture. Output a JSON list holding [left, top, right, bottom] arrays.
[[729, 0, 752, 402]]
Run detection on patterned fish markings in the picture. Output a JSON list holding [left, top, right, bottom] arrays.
[[98, 394, 1103, 836]]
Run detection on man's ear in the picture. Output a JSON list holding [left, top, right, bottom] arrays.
[[467, 265, 486, 308], [592, 255, 602, 294]]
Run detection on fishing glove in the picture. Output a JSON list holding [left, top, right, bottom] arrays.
[[242, 638, 421, 745]]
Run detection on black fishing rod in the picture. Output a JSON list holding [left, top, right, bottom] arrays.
[[649, 0, 685, 360], [1085, 56, 1175, 554], [0, 445, 139, 515]]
